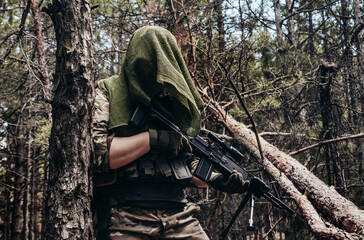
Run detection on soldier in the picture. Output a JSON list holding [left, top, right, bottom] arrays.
[[92, 26, 249, 240]]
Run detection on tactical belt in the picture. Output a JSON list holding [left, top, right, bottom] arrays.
[[108, 182, 188, 209]]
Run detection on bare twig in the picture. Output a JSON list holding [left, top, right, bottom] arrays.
[[262, 216, 284, 239], [217, 61, 265, 165], [0, 0, 32, 64], [289, 133, 364, 156]]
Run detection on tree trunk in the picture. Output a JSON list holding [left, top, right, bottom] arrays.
[[285, 0, 297, 50], [31, 0, 51, 102], [318, 63, 348, 197], [10, 116, 26, 240], [273, 0, 283, 43], [214, 0, 225, 53], [167, 0, 183, 50], [30, 1, 51, 238], [166, 0, 195, 66], [273, 0, 287, 74], [321, 9, 331, 62], [3, 160, 11, 240], [340, 0, 358, 127], [42, 0, 95, 239], [353, 0, 364, 180], [29, 145, 36, 240], [21, 124, 32, 240], [308, 2, 314, 56], [199, 89, 364, 239], [353, 0, 364, 121]]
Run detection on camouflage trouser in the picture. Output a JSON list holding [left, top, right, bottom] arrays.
[[108, 203, 210, 240]]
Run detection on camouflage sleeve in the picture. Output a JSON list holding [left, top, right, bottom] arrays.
[[92, 87, 112, 172]]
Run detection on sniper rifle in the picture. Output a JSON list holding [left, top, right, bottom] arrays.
[[130, 105, 294, 239]]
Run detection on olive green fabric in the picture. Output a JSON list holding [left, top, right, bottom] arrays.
[[97, 26, 204, 137], [97, 72, 132, 133]]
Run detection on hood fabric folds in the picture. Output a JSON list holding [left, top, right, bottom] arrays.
[[98, 26, 204, 137]]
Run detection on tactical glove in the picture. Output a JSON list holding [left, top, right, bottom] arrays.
[[209, 170, 250, 194], [149, 129, 183, 159]]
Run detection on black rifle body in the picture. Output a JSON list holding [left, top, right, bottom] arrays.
[[129, 105, 294, 214]]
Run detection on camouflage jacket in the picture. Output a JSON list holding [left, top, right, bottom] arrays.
[[92, 87, 111, 172], [92, 86, 201, 177]]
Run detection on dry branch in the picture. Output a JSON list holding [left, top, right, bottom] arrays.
[[290, 133, 364, 156]]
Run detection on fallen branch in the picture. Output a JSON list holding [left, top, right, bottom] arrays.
[[259, 131, 318, 141], [289, 133, 364, 156]]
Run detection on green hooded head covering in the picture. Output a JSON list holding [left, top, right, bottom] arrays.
[[98, 26, 204, 137]]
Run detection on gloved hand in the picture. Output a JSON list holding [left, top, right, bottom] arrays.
[[209, 170, 250, 194], [149, 129, 183, 159], [189, 159, 199, 174]]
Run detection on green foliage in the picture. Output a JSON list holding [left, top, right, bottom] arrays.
[[34, 118, 51, 148]]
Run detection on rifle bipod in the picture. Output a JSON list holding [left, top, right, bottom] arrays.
[[219, 192, 255, 240]]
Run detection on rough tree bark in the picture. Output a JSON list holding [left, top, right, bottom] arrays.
[[199, 88, 364, 239], [308, 2, 314, 56], [285, 0, 297, 49], [273, 0, 287, 74], [353, 0, 364, 119], [22, 118, 32, 240], [30, 1, 51, 237], [167, 0, 183, 50], [340, 0, 358, 127], [42, 0, 94, 239], [273, 0, 283, 43], [353, 0, 364, 180], [166, 0, 195, 67], [318, 63, 348, 197], [214, 0, 225, 53], [31, 0, 51, 102], [10, 115, 26, 240]]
